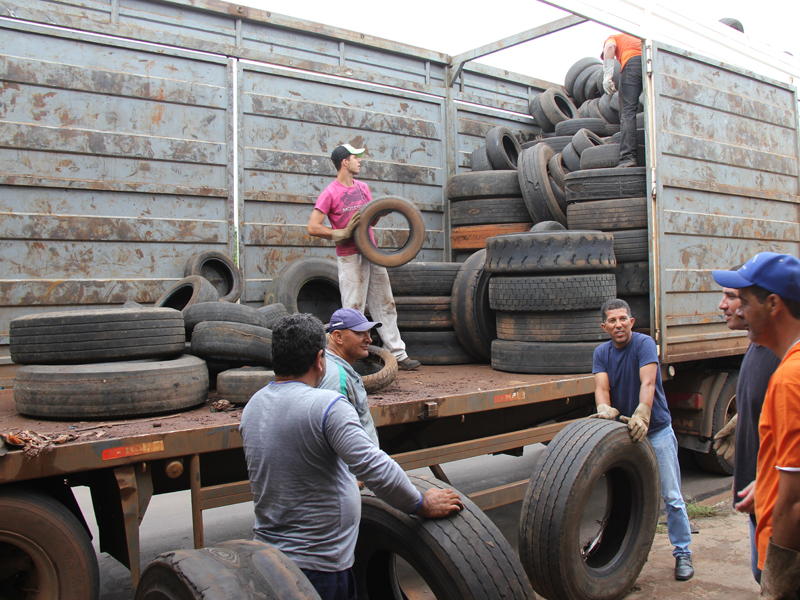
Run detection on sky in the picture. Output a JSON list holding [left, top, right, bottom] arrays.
[[233, 0, 800, 87]]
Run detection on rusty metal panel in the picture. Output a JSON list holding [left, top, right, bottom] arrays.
[[454, 62, 553, 116], [650, 43, 800, 363]]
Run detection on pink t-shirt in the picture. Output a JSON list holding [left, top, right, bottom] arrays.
[[314, 179, 373, 257]]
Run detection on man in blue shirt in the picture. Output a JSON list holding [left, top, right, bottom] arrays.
[[591, 298, 694, 581]]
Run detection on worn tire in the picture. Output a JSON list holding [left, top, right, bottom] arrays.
[[598, 93, 620, 124], [529, 94, 554, 133], [264, 257, 341, 322], [567, 197, 648, 231], [257, 303, 289, 329], [183, 302, 266, 336], [449, 197, 530, 227], [401, 330, 475, 365], [395, 297, 453, 330], [531, 220, 566, 232], [485, 231, 615, 274], [573, 65, 602, 105], [548, 152, 568, 189], [14, 355, 208, 419], [621, 295, 651, 329], [357, 345, 398, 394], [496, 310, 605, 342], [571, 128, 605, 156], [451, 224, 532, 251], [561, 143, 581, 173], [491, 339, 603, 373], [485, 126, 522, 170], [584, 98, 606, 121], [539, 88, 578, 126], [155, 275, 220, 311], [489, 273, 616, 311], [447, 171, 522, 200], [694, 373, 738, 475], [583, 70, 603, 104], [519, 419, 660, 600], [518, 144, 563, 226], [135, 540, 320, 600], [555, 118, 608, 138], [451, 249, 495, 362], [613, 261, 649, 295], [581, 144, 620, 169], [536, 136, 573, 154], [565, 167, 647, 202], [191, 321, 272, 365], [10, 308, 185, 365], [388, 262, 461, 296], [355, 196, 425, 268], [183, 251, 242, 303], [612, 229, 648, 262], [470, 145, 492, 171], [355, 475, 536, 600], [216, 367, 276, 405], [565, 57, 601, 98]]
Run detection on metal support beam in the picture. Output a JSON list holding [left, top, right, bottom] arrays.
[[446, 15, 587, 87], [114, 463, 153, 588]]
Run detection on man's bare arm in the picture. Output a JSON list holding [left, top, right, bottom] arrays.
[[595, 372, 612, 407], [307, 208, 334, 239], [638, 362, 658, 408]]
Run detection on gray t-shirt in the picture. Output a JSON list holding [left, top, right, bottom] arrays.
[[240, 380, 422, 572], [319, 349, 380, 446]]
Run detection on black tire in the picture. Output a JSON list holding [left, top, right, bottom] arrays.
[[550, 176, 567, 214], [485, 126, 522, 170], [567, 197, 648, 231], [14, 355, 208, 419], [571, 128, 605, 156], [565, 167, 647, 202], [451, 250, 495, 362], [548, 152, 568, 188], [355, 196, 425, 268], [581, 144, 620, 169], [565, 57, 601, 98], [694, 373, 738, 475], [355, 475, 536, 600], [583, 70, 603, 104], [135, 540, 320, 600], [573, 64, 602, 105], [489, 273, 616, 312], [155, 275, 220, 311], [388, 262, 461, 296], [621, 295, 651, 329], [606, 131, 622, 144], [395, 297, 453, 330], [518, 143, 562, 225], [258, 303, 289, 329], [183, 250, 242, 303], [183, 302, 266, 336], [612, 229, 648, 262], [529, 94, 554, 133], [485, 231, 615, 274], [449, 197, 530, 227], [519, 419, 660, 600], [191, 321, 273, 365], [598, 91, 620, 124], [447, 170, 522, 200], [561, 143, 581, 173], [216, 366, 276, 405], [604, 123, 621, 135], [584, 98, 606, 121], [0, 487, 99, 600], [531, 220, 566, 232], [539, 88, 578, 126], [401, 330, 475, 365], [613, 261, 649, 295], [491, 339, 603, 373], [264, 257, 341, 323], [496, 310, 605, 342], [555, 118, 608, 138], [719, 17, 744, 33], [10, 308, 185, 365], [357, 345, 398, 394], [536, 136, 573, 154], [470, 145, 492, 171]]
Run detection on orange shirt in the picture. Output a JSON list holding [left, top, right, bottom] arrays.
[[755, 342, 800, 569], [604, 33, 642, 70]]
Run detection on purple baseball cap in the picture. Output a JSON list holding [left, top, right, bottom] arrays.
[[712, 252, 800, 303], [326, 308, 382, 333]]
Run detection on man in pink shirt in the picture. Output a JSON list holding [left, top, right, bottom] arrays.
[[307, 144, 420, 370]]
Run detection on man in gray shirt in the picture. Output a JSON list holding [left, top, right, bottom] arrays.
[[240, 313, 463, 600]]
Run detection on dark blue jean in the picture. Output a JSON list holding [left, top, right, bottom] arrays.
[[619, 55, 643, 163], [300, 567, 356, 600]]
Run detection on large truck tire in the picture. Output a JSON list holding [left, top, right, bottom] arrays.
[[14, 355, 209, 419], [519, 419, 660, 600], [10, 308, 185, 365], [155, 275, 220, 311], [401, 331, 474, 365], [489, 273, 616, 312], [355, 475, 537, 600], [191, 321, 273, 366], [183, 301, 267, 336], [135, 540, 320, 600], [355, 196, 425, 268], [257, 303, 289, 329], [496, 310, 605, 342], [0, 486, 99, 600], [612, 229, 649, 263], [183, 250, 242, 303], [216, 367, 276, 405], [694, 372, 738, 475], [565, 167, 647, 202], [485, 126, 522, 170], [395, 297, 453, 330], [264, 257, 341, 322], [451, 250, 495, 362], [485, 231, 615, 274], [388, 262, 461, 296], [612, 261, 649, 295], [518, 143, 563, 225], [449, 197, 531, 227], [491, 340, 602, 374], [567, 197, 648, 231], [447, 171, 522, 200]]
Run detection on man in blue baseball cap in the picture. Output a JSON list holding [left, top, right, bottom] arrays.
[[712, 252, 800, 599]]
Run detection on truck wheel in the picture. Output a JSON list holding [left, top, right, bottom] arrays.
[[191, 322, 272, 365], [355, 475, 537, 600], [388, 262, 461, 296], [0, 487, 99, 600], [485, 231, 616, 274], [155, 275, 220, 311], [491, 339, 603, 373], [451, 250, 495, 362], [183, 250, 242, 303], [485, 126, 522, 170], [567, 197, 648, 231], [519, 143, 561, 225], [216, 367, 276, 405], [400, 331, 474, 365], [565, 167, 647, 202], [447, 171, 522, 200], [135, 540, 320, 600], [395, 297, 453, 330], [496, 310, 605, 342], [519, 419, 659, 600], [257, 303, 289, 329], [470, 145, 493, 171], [449, 197, 531, 227], [358, 345, 398, 394], [355, 196, 425, 268], [694, 373, 738, 475], [264, 257, 341, 323], [183, 302, 266, 336], [489, 273, 617, 312]]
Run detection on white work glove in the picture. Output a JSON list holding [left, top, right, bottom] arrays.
[[589, 404, 620, 420], [331, 211, 361, 245], [620, 403, 651, 442], [760, 539, 800, 599], [713, 413, 737, 461], [603, 59, 616, 95]]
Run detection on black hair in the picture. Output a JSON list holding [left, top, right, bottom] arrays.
[[270, 313, 327, 377], [333, 157, 345, 171], [600, 298, 632, 322], [744, 285, 800, 320]]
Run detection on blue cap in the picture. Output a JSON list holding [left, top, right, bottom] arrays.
[[327, 308, 381, 333], [712, 252, 800, 302]]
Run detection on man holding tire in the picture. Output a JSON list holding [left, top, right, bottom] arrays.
[[591, 298, 694, 581], [601, 33, 642, 168], [240, 313, 462, 600], [307, 144, 420, 371]]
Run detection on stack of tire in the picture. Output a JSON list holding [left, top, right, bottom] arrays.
[[388, 262, 474, 365], [485, 230, 617, 374]]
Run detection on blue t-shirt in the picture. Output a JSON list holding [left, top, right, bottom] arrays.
[[592, 332, 671, 434]]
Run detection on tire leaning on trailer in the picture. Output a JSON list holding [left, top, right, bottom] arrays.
[[451, 249, 496, 362], [263, 257, 341, 322], [354, 475, 537, 600], [518, 419, 660, 600], [183, 250, 242, 303]]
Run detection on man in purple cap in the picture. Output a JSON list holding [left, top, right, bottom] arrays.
[[307, 144, 420, 371], [712, 252, 800, 599], [319, 308, 381, 446]]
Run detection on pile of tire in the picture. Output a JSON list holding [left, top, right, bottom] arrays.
[[485, 230, 617, 374]]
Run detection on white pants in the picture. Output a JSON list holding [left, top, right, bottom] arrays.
[[337, 254, 407, 361]]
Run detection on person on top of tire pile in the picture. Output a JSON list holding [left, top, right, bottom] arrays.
[[712, 269, 780, 584], [712, 254, 800, 600], [319, 307, 380, 447], [601, 33, 642, 168], [307, 144, 420, 371], [240, 313, 463, 600], [591, 298, 695, 582]]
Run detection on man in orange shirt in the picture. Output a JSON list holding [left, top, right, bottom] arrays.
[[713, 253, 800, 599], [602, 33, 643, 168]]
